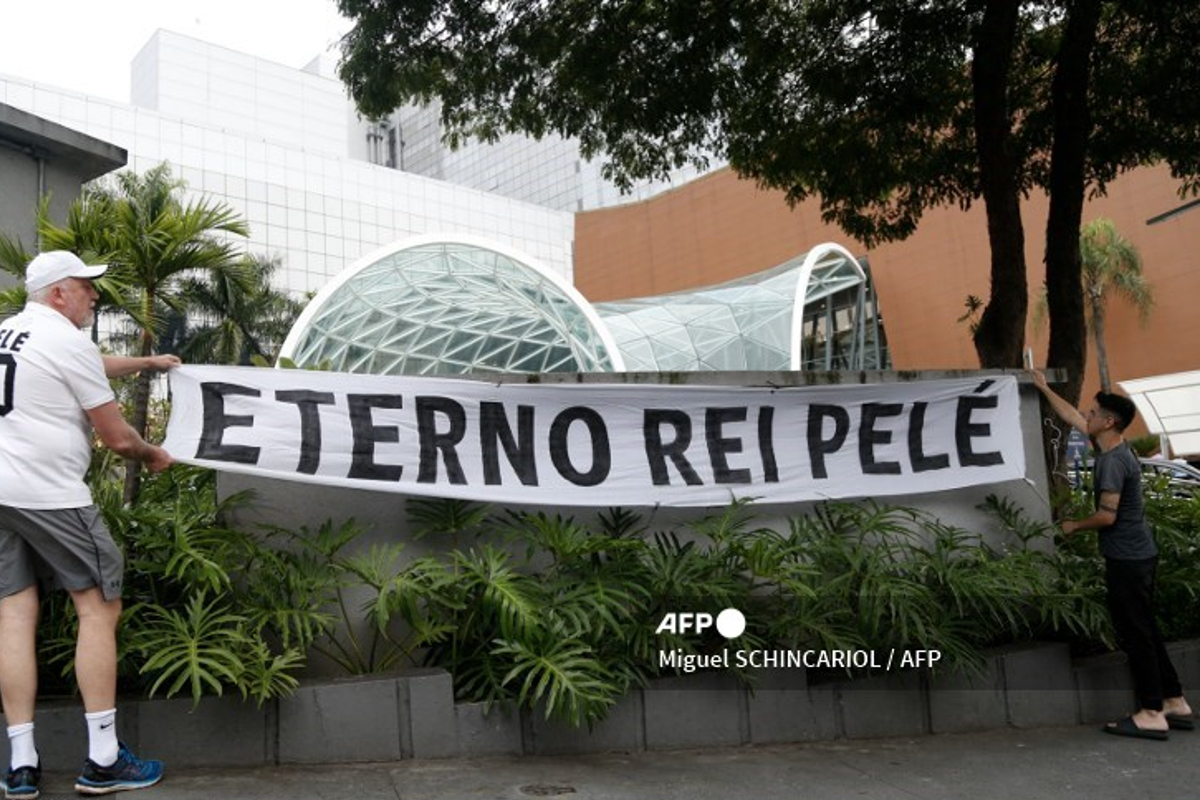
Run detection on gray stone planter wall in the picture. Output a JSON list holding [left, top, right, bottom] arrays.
[[10, 639, 1198, 768]]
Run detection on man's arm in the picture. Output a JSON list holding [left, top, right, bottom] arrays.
[[1027, 368, 1087, 434], [102, 354, 182, 379], [86, 401, 174, 473], [1061, 490, 1119, 535]]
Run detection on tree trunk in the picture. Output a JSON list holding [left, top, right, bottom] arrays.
[[1042, 0, 1102, 503], [122, 315, 155, 505], [1044, 0, 1100, 404], [971, 0, 1027, 369], [1092, 297, 1111, 392]]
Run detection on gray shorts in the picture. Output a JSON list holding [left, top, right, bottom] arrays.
[[0, 505, 124, 601]]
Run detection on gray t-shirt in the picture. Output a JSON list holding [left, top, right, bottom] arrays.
[[1093, 441, 1157, 560]]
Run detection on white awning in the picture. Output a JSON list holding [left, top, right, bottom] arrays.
[[1120, 371, 1200, 457]]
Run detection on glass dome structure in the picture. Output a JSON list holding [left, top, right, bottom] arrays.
[[280, 238, 887, 375], [594, 243, 883, 371], [279, 236, 622, 375]]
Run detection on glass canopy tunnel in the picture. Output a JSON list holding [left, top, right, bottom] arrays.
[[279, 236, 890, 375]]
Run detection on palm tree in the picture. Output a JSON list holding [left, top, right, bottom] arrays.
[[1034, 218, 1153, 391], [1079, 218, 1153, 392], [0, 235, 30, 319], [171, 254, 305, 365], [1, 195, 130, 331], [40, 163, 250, 503]]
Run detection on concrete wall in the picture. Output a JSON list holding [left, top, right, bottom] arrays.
[[0, 102, 126, 281], [9, 640, 1198, 768], [0, 145, 39, 257], [14, 368, 1191, 768], [219, 369, 1053, 560], [0, 150, 105, 256], [214, 369, 1054, 679]]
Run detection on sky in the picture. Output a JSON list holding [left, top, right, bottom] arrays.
[[0, 0, 354, 103]]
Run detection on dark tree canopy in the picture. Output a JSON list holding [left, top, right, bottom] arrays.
[[337, 0, 1200, 387]]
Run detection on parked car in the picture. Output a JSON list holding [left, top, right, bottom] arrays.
[[1139, 458, 1200, 497], [1069, 450, 1200, 498]]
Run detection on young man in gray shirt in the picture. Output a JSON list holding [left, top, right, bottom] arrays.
[[1031, 369, 1192, 739]]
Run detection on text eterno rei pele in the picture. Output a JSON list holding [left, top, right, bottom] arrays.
[[195, 381, 1004, 488]]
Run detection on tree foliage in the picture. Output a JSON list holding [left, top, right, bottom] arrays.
[[62, 164, 249, 502], [169, 254, 304, 366], [0, 163, 266, 501], [336, 0, 1200, 388], [1035, 217, 1152, 391], [1079, 221, 1151, 393]]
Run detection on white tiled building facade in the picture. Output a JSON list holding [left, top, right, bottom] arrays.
[[387, 101, 711, 213], [0, 30, 575, 295]]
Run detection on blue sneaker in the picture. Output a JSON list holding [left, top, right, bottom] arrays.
[[3, 764, 39, 799], [74, 743, 163, 795]]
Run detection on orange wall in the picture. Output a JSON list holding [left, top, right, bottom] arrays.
[[575, 165, 1200, 404]]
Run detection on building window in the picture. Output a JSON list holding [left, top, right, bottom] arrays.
[[386, 125, 399, 169], [366, 122, 384, 165]]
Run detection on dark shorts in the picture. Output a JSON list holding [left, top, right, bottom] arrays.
[[0, 505, 124, 601]]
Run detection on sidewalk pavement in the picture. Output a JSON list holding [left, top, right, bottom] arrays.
[[36, 723, 1199, 800]]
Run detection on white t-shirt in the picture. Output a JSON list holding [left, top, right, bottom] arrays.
[[0, 303, 116, 509]]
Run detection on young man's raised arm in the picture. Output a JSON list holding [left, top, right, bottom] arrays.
[[1028, 368, 1087, 434]]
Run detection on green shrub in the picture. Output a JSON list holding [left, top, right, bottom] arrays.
[[48, 453, 1196, 728], [1128, 434, 1161, 457], [398, 494, 1120, 724], [1144, 484, 1200, 641], [39, 465, 318, 706]]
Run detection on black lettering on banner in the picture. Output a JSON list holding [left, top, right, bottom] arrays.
[[807, 404, 850, 480], [197, 382, 261, 464], [549, 406, 611, 486], [644, 409, 702, 486], [347, 394, 405, 481], [956, 395, 1004, 466], [275, 390, 336, 474], [908, 402, 950, 472], [0, 329, 29, 352], [758, 406, 780, 483], [416, 396, 467, 484], [0, 353, 15, 417], [707, 407, 752, 484], [480, 401, 538, 486], [859, 402, 903, 475]]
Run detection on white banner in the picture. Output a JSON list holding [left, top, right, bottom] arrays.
[[163, 366, 1025, 507]]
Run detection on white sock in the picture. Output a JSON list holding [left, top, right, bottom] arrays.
[[84, 709, 118, 767], [6, 722, 37, 770]]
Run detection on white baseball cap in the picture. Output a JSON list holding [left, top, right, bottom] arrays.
[[25, 250, 109, 293]]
